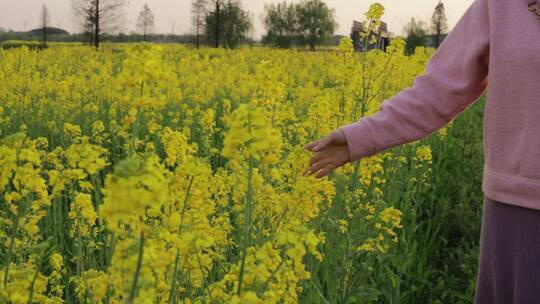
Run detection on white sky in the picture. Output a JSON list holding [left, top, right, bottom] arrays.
[[0, 0, 475, 38]]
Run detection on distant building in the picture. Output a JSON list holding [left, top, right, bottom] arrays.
[[424, 33, 448, 48], [350, 20, 390, 52]]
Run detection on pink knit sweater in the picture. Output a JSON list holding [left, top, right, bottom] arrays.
[[340, 0, 540, 210]]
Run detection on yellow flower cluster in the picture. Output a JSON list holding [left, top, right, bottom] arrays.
[[357, 205, 403, 254], [65, 136, 108, 175], [100, 154, 169, 233], [222, 103, 283, 167], [1, 133, 49, 237], [413, 145, 434, 183]]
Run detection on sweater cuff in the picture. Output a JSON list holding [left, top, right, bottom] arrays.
[[339, 119, 377, 162]]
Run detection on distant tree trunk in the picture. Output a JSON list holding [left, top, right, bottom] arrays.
[[196, 10, 200, 48], [196, 0, 201, 48], [42, 16, 47, 48], [41, 4, 50, 48], [95, 0, 100, 48], [249, 11, 254, 49], [143, 21, 147, 41], [309, 34, 316, 51], [191, 0, 207, 49], [214, 1, 220, 48]]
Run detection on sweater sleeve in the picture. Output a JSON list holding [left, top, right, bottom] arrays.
[[339, 0, 490, 162]]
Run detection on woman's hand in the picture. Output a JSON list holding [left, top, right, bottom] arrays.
[[303, 129, 351, 178]]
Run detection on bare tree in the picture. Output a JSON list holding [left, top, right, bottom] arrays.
[[248, 10, 254, 49], [137, 4, 155, 41], [71, 0, 127, 48], [431, 0, 448, 48], [168, 17, 177, 35], [41, 4, 50, 48], [191, 0, 208, 48]]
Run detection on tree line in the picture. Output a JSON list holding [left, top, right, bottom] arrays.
[[192, 0, 338, 50], [7, 0, 448, 52], [66, 0, 338, 49], [262, 1, 337, 50], [70, 0, 448, 51]]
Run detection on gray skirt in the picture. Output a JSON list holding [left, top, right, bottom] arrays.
[[474, 196, 540, 303]]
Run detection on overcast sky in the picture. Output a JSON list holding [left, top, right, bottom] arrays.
[[0, 0, 475, 38]]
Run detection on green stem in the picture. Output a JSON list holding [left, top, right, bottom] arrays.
[[178, 176, 195, 233], [194, 250, 208, 304], [237, 156, 254, 296], [258, 250, 286, 294], [164, 176, 195, 303], [167, 250, 180, 304], [27, 266, 39, 304], [103, 232, 116, 304], [3, 209, 20, 289], [76, 209, 84, 276], [349, 161, 362, 192], [128, 232, 145, 304]]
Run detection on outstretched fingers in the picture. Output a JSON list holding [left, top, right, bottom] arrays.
[[305, 159, 327, 176], [314, 163, 336, 178], [304, 132, 335, 152], [303, 140, 318, 151], [309, 151, 326, 166], [312, 134, 333, 151]]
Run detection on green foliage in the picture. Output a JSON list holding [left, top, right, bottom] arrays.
[[1, 40, 46, 50], [262, 0, 337, 50], [296, 0, 337, 50], [205, 0, 252, 49], [263, 2, 298, 48], [404, 17, 428, 55]]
